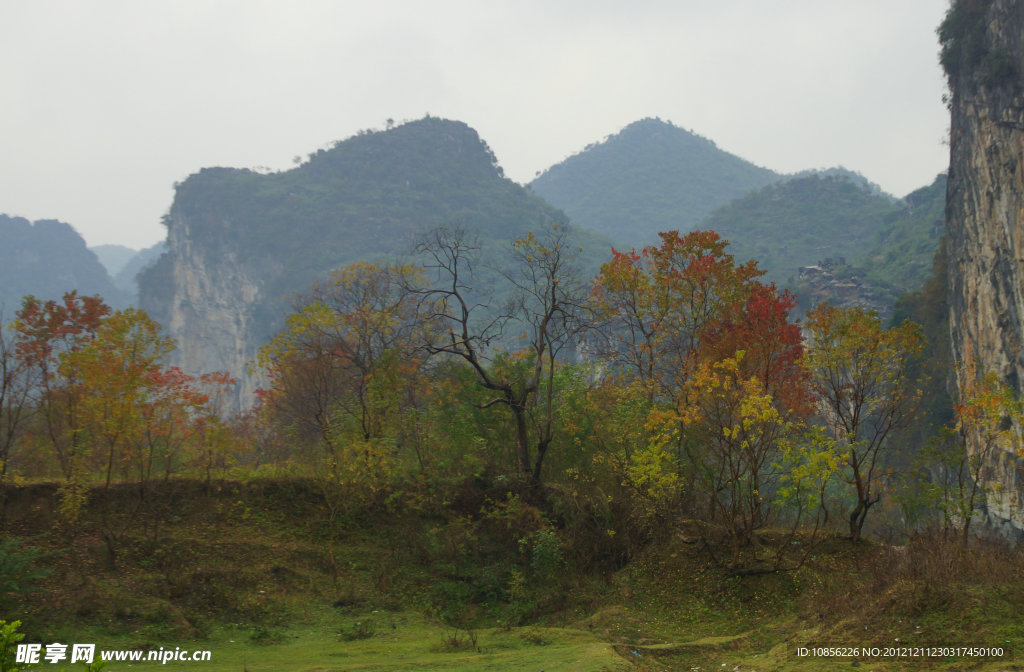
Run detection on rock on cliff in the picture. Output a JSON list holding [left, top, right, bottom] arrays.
[[943, 0, 1024, 536]]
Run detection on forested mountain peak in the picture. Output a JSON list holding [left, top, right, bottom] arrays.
[[301, 116, 505, 182], [529, 117, 781, 248], [163, 116, 579, 266], [700, 173, 899, 286], [0, 214, 128, 310], [138, 116, 612, 408]]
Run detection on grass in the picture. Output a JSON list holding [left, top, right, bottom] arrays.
[[73, 609, 628, 672], [4, 479, 1023, 672]]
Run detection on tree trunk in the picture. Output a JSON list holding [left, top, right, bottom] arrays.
[[512, 404, 532, 480]]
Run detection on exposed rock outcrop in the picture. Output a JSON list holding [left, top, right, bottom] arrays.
[[943, 0, 1024, 536], [795, 258, 892, 321], [152, 211, 265, 409]]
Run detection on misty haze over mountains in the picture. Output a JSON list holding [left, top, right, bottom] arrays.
[[1, 117, 944, 336]]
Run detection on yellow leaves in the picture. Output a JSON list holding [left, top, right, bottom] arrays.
[[774, 426, 841, 510], [626, 442, 681, 503], [955, 366, 1024, 456], [645, 405, 682, 449], [681, 351, 784, 437]]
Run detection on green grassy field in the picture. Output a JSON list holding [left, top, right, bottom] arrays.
[[3, 480, 1022, 672]]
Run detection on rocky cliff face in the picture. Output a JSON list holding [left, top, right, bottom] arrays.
[[944, 0, 1024, 536], [158, 211, 265, 410], [795, 258, 892, 322]]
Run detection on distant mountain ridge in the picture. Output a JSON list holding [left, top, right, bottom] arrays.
[[0, 215, 129, 311], [90, 244, 137, 277], [113, 242, 166, 295], [529, 118, 945, 309], [703, 172, 946, 310], [529, 117, 782, 249]]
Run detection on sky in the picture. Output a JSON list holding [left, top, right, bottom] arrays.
[[1, 0, 952, 250]]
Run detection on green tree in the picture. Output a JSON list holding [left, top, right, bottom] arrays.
[[805, 304, 924, 542], [950, 360, 1023, 541]]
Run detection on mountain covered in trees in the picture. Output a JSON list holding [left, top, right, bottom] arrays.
[[707, 172, 946, 312], [528, 117, 782, 248], [859, 173, 947, 292], [700, 173, 898, 285], [530, 119, 946, 310], [138, 117, 613, 407], [0, 214, 129, 312]]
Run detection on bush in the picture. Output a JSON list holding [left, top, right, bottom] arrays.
[[0, 539, 50, 610]]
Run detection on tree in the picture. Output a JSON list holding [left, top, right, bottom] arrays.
[[949, 359, 1023, 541], [188, 371, 240, 485], [702, 283, 811, 418], [136, 366, 210, 483], [66, 308, 175, 490], [258, 262, 431, 482], [592, 231, 808, 538], [0, 313, 38, 522], [805, 303, 924, 542], [14, 292, 110, 522], [412, 225, 590, 482], [590, 230, 762, 401], [677, 353, 794, 548]]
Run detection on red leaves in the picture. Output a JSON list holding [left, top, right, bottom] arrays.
[[14, 292, 111, 365], [705, 283, 811, 418], [593, 229, 805, 410]]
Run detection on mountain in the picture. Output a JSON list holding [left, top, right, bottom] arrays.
[[113, 241, 167, 295], [699, 173, 900, 286], [941, 0, 1024, 536], [789, 173, 947, 317], [0, 215, 128, 313], [90, 244, 138, 277], [528, 118, 781, 249], [138, 117, 613, 408], [859, 173, 947, 293]]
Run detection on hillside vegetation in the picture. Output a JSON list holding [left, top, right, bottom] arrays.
[[529, 120, 946, 314], [139, 117, 614, 345], [3, 477, 1022, 672], [529, 118, 781, 249], [700, 173, 898, 286], [3, 218, 1021, 670]]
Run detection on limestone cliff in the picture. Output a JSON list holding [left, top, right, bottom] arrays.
[[943, 0, 1024, 536], [147, 210, 266, 409]]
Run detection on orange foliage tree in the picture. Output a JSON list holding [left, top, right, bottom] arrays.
[[591, 231, 810, 540]]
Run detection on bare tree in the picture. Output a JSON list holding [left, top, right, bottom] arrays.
[[411, 225, 590, 482]]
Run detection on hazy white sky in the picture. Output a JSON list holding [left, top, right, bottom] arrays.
[[1, 0, 951, 250]]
